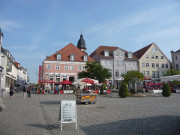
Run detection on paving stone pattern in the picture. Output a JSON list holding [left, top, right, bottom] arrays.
[[0, 92, 180, 135]]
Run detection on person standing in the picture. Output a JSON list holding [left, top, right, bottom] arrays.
[[27, 85, 31, 98], [23, 85, 26, 98], [9, 85, 14, 100]]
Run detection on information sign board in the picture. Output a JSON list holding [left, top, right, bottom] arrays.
[[59, 100, 77, 131]]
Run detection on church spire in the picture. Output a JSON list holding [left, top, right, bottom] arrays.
[[77, 32, 86, 52]]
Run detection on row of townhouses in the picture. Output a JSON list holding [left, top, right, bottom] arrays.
[[39, 33, 179, 89], [0, 29, 29, 91]]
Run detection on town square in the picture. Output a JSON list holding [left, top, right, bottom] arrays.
[[0, 0, 180, 135]]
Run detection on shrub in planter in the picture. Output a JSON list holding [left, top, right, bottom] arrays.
[[162, 83, 171, 97], [119, 83, 128, 98], [100, 83, 106, 94]]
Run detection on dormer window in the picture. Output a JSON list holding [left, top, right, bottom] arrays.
[[70, 54, 75, 61], [104, 50, 109, 56], [57, 53, 61, 60], [83, 55, 88, 61], [128, 52, 132, 58]]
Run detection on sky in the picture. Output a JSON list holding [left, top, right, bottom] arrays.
[[0, 0, 180, 83]]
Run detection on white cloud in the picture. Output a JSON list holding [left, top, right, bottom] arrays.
[[0, 21, 20, 31]]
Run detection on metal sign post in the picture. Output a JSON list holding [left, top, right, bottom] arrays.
[[59, 100, 77, 131]]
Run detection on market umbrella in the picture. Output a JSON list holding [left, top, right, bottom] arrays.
[[81, 78, 94, 84], [154, 83, 163, 86], [59, 80, 72, 85], [42, 80, 57, 83], [145, 83, 154, 86]]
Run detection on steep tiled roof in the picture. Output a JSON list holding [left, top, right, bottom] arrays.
[[44, 43, 94, 62], [133, 43, 153, 59], [90, 46, 138, 60], [90, 46, 119, 58], [175, 49, 180, 53]]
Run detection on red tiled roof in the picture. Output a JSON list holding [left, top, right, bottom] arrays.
[[44, 43, 94, 62], [133, 43, 153, 59], [90, 46, 138, 60]]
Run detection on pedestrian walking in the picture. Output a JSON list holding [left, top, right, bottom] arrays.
[[27, 85, 31, 98], [9, 85, 14, 100], [23, 85, 26, 98]]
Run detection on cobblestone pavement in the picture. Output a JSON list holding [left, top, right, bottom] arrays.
[[0, 92, 180, 135]]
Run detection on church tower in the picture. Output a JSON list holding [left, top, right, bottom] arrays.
[[77, 32, 86, 52]]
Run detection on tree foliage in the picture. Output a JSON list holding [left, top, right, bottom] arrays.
[[78, 61, 111, 82], [164, 69, 180, 76], [119, 83, 129, 98], [122, 70, 144, 84], [162, 83, 171, 97]]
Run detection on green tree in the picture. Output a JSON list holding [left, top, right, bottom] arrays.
[[122, 70, 144, 84], [164, 69, 180, 76], [162, 83, 171, 97], [119, 83, 128, 98], [78, 61, 111, 82], [100, 83, 106, 94]]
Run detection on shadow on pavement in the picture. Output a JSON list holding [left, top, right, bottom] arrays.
[[26, 124, 59, 130], [81, 115, 180, 135], [40, 101, 60, 105]]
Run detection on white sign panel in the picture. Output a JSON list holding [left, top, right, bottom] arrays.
[[60, 100, 77, 131]]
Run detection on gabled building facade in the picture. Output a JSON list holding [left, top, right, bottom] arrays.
[[133, 43, 171, 81], [41, 34, 94, 89], [171, 49, 180, 71], [90, 46, 138, 88]]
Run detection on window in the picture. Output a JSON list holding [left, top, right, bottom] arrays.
[[78, 66, 81, 71], [115, 70, 119, 77], [156, 71, 160, 78], [104, 50, 109, 56], [70, 65, 74, 70], [47, 64, 51, 70], [57, 53, 61, 60], [101, 60, 105, 65], [146, 55, 149, 59], [152, 71, 155, 78], [176, 64, 179, 70], [115, 61, 119, 66], [83, 66, 86, 71], [49, 75, 53, 80], [175, 56, 177, 60], [55, 65, 60, 70], [120, 52, 124, 57], [128, 52, 132, 58], [166, 64, 169, 68], [156, 63, 159, 68], [146, 71, 150, 76], [151, 55, 154, 59], [108, 60, 111, 65], [156, 56, 159, 59], [115, 53, 118, 57], [70, 54, 75, 61], [162, 64, 164, 68], [65, 65, 68, 70], [132, 62, 136, 66], [152, 63, 155, 68], [83, 55, 88, 61], [121, 70, 125, 75], [161, 56, 164, 59], [120, 61, 124, 66], [162, 71, 165, 77], [146, 63, 149, 67], [55, 74, 60, 82], [142, 71, 145, 75], [142, 62, 145, 67]]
